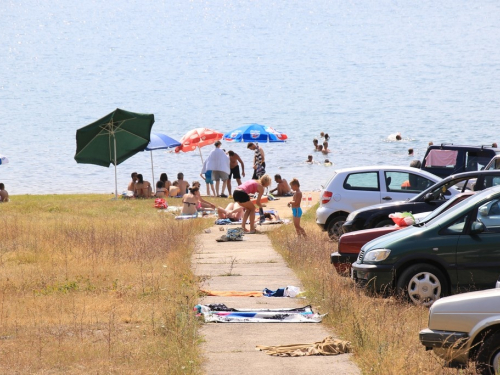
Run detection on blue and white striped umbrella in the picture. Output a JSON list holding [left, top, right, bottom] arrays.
[[0, 154, 9, 165]]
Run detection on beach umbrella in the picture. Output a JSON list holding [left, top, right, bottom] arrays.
[[174, 127, 223, 163], [144, 132, 181, 189], [223, 123, 288, 143], [74, 108, 155, 199], [0, 154, 9, 165]]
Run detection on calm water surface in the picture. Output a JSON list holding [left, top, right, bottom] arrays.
[[1, 1, 500, 194]]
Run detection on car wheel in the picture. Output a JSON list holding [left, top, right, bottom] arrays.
[[326, 215, 347, 241], [375, 219, 394, 228], [396, 264, 447, 307], [475, 332, 500, 375]]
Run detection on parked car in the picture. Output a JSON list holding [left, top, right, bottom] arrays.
[[343, 170, 500, 234], [485, 154, 500, 170], [420, 144, 500, 178], [419, 288, 500, 374], [316, 166, 441, 239], [331, 192, 475, 275], [351, 185, 500, 306]]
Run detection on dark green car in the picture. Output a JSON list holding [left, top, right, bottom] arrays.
[[351, 185, 500, 306]]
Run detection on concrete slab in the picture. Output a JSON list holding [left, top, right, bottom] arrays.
[[192, 192, 360, 375]]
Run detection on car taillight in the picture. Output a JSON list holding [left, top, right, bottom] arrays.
[[321, 191, 333, 204]]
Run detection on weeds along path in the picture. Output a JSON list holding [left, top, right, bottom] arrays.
[[192, 192, 360, 375]]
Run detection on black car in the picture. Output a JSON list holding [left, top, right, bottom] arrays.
[[342, 170, 500, 233], [420, 144, 499, 178]]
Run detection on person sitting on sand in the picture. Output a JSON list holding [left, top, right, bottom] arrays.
[[217, 202, 244, 221], [182, 186, 200, 216], [269, 174, 292, 196], [0, 183, 9, 202], [233, 174, 272, 234], [306, 155, 313, 163], [155, 181, 167, 198], [175, 173, 190, 195], [134, 174, 152, 198], [169, 181, 181, 197], [191, 181, 217, 210], [128, 172, 138, 192]]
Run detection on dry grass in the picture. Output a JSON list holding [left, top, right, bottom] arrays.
[[0, 194, 213, 374], [268, 205, 476, 375]]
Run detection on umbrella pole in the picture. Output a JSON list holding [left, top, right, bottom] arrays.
[[114, 134, 118, 199], [150, 151, 155, 193], [198, 147, 204, 163]]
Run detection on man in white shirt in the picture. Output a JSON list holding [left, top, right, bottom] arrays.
[[202, 141, 230, 197]]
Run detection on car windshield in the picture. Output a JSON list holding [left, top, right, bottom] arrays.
[[415, 193, 474, 226], [411, 177, 471, 202]]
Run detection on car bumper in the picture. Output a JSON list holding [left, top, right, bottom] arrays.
[[316, 206, 333, 231], [330, 252, 358, 275], [351, 262, 394, 291], [419, 328, 469, 367]]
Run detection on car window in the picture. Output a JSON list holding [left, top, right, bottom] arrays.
[[384, 171, 434, 193], [483, 175, 500, 188], [486, 158, 500, 170], [477, 199, 500, 233], [424, 150, 458, 168], [440, 213, 470, 235], [343, 172, 379, 191], [465, 152, 491, 172]]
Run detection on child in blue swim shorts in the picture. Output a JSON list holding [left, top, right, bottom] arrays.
[[287, 178, 306, 237]]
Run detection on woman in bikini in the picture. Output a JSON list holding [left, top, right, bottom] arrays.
[[159, 173, 171, 192], [232, 174, 272, 233], [134, 174, 152, 198], [182, 186, 200, 216]]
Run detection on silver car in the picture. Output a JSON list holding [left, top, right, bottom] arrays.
[[420, 288, 500, 374], [316, 165, 442, 239]]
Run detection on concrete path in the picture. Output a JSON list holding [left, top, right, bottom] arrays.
[[192, 195, 360, 375]]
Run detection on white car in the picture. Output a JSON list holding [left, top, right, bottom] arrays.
[[316, 166, 442, 239], [420, 288, 500, 374]]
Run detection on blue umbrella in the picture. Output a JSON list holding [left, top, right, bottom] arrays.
[[145, 132, 181, 189], [223, 123, 288, 143]]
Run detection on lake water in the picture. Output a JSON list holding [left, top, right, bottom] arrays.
[[1, 0, 500, 195]]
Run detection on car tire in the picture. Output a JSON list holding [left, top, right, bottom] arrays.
[[326, 215, 347, 241], [396, 264, 447, 307], [375, 219, 394, 228], [475, 331, 500, 375]]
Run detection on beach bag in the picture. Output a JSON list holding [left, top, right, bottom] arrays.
[[226, 228, 244, 241], [389, 212, 415, 227], [154, 198, 168, 209]]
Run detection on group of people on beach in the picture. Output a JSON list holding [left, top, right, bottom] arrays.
[[125, 140, 307, 236]]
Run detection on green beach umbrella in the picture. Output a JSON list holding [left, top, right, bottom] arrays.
[[75, 108, 155, 198]]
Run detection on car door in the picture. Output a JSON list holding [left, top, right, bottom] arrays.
[[382, 170, 435, 203], [342, 171, 381, 210], [454, 198, 500, 291]]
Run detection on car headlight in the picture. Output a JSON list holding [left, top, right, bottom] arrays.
[[364, 249, 391, 262]]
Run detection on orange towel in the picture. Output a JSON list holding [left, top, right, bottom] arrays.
[[201, 290, 263, 297], [251, 196, 268, 205]]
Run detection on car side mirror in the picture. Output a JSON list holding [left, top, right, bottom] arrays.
[[424, 193, 433, 202], [479, 206, 488, 216], [470, 221, 486, 234]]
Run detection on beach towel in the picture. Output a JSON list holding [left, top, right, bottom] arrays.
[[194, 304, 325, 323], [175, 214, 198, 220], [263, 286, 301, 297], [256, 336, 352, 357]]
